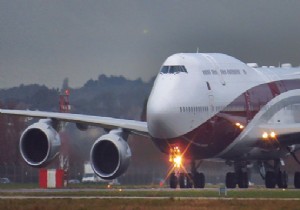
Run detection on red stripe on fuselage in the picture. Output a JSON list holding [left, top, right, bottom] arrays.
[[268, 82, 281, 97]]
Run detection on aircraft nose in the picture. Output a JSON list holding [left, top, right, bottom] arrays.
[[146, 75, 185, 139], [147, 99, 168, 138], [146, 94, 179, 139]]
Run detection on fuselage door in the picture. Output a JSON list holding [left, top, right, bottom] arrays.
[[206, 81, 215, 114], [203, 54, 226, 86]]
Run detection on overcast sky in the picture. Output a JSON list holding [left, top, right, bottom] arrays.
[[1, 0, 300, 89]]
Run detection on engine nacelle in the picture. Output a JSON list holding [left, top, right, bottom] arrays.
[[19, 119, 61, 167], [90, 129, 131, 180]]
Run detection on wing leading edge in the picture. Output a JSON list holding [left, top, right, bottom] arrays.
[[0, 109, 148, 135]]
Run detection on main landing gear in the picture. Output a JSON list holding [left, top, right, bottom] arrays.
[[258, 160, 288, 189], [225, 160, 289, 189], [225, 161, 249, 189], [262, 155, 300, 189], [294, 172, 300, 188], [288, 148, 300, 188]]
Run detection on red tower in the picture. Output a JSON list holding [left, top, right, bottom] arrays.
[[59, 89, 71, 186], [39, 89, 71, 188], [59, 89, 70, 113]]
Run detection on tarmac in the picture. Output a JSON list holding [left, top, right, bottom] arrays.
[[0, 187, 300, 201]]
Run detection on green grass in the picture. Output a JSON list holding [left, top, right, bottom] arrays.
[[0, 183, 39, 189], [227, 189, 300, 198], [0, 199, 299, 210], [1, 185, 300, 209]]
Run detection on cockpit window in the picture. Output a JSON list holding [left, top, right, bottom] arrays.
[[160, 65, 188, 74], [160, 66, 169, 74]]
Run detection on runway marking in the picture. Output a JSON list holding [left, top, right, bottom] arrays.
[[0, 196, 300, 201], [1, 188, 300, 201]]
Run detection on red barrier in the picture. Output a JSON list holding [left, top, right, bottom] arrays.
[[39, 169, 47, 188], [39, 169, 64, 188]]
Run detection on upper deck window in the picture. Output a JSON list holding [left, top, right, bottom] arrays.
[[202, 70, 211, 75], [160, 65, 188, 74]]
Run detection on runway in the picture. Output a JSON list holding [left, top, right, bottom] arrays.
[[0, 195, 300, 201], [0, 187, 300, 201]]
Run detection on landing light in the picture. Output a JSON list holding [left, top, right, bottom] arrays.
[[169, 146, 182, 168], [173, 156, 182, 168], [262, 132, 269, 139], [235, 122, 244, 130], [262, 131, 277, 140], [270, 131, 276, 138]]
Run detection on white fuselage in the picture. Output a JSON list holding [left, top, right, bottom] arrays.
[[146, 53, 300, 160]]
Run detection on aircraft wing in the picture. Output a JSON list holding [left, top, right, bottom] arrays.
[[0, 109, 148, 135]]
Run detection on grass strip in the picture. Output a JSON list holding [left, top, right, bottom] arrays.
[[1, 188, 300, 199], [0, 198, 299, 210]]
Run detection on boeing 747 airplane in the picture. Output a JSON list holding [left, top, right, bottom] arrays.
[[1, 53, 300, 189]]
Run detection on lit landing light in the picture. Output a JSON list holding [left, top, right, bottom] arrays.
[[261, 131, 277, 140], [235, 122, 244, 130], [270, 131, 276, 139], [262, 132, 269, 139], [173, 156, 182, 168], [169, 146, 182, 169]]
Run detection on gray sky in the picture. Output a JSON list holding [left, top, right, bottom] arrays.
[[1, 0, 300, 89]]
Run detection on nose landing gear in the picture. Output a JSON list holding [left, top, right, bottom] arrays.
[[168, 146, 205, 189], [169, 164, 205, 189]]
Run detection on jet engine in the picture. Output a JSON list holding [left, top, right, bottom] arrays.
[[90, 129, 131, 180], [19, 119, 61, 167]]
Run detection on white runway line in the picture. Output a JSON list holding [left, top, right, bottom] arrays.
[[0, 196, 300, 201]]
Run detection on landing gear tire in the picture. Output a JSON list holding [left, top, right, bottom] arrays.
[[226, 172, 236, 189], [193, 172, 205, 188], [179, 173, 185, 188], [179, 173, 193, 188], [294, 172, 300, 189], [277, 171, 288, 189], [265, 171, 276, 188], [238, 172, 249, 189], [187, 173, 193, 188], [170, 173, 178, 189]]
